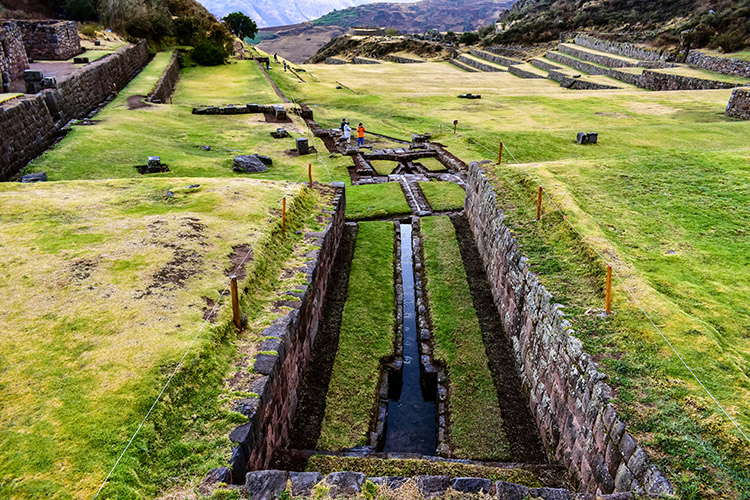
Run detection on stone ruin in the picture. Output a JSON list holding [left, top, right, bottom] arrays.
[[0, 19, 81, 90]]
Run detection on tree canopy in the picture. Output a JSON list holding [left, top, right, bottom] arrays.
[[223, 12, 258, 40]]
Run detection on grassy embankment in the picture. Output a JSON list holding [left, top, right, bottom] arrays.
[[421, 216, 510, 461], [263, 60, 750, 497], [418, 182, 465, 211], [0, 178, 330, 499], [317, 221, 396, 449]]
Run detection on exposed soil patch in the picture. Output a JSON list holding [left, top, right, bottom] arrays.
[[282, 223, 358, 451], [450, 214, 547, 464], [227, 244, 253, 281], [203, 296, 217, 323], [264, 112, 292, 123], [153, 247, 201, 288], [135, 164, 170, 174], [70, 257, 98, 283], [127, 95, 151, 110]]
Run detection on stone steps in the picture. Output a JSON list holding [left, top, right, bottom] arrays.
[[449, 58, 479, 72]]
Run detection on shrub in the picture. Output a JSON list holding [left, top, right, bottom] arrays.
[[385, 27, 398, 36], [65, 0, 96, 21], [459, 31, 480, 45], [192, 41, 226, 65]]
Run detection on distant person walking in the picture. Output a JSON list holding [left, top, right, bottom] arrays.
[[342, 120, 352, 145], [340, 118, 347, 131], [357, 123, 366, 148], [283, 61, 287, 72], [274, 52, 278, 62]]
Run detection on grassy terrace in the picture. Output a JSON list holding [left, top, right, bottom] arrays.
[[318, 221, 396, 450], [346, 183, 411, 221], [418, 181, 465, 211], [264, 60, 750, 496], [0, 178, 327, 498], [421, 216, 510, 461]]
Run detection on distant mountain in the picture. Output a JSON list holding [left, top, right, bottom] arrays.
[[311, 0, 513, 33], [196, 0, 413, 27]]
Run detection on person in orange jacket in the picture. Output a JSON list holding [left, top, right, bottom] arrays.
[[356, 123, 366, 148]]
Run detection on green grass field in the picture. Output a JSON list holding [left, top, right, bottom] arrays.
[[346, 183, 411, 220], [317, 221, 396, 450], [418, 182, 465, 211], [421, 216, 510, 461]]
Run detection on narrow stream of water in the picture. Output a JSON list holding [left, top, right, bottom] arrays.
[[383, 222, 436, 454]]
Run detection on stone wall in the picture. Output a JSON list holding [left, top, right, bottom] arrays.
[[547, 51, 611, 76], [557, 44, 637, 69], [353, 57, 380, 64], [230, 185, 346, 475], [573, 34, 670, 63], [469, 48, 520, 68], [531, 58, 561, 72], [508, 64, 546, 79], [725, 87, 750, 120], [464, 163, 673, 497], [457, 54, 505, 72], [686, 50, 750, 79], [146, 50, 182, 103], [547, 70, 619, 90], [639, 69, 742, 91], [0, 41, 149, 180], [325, 57, 348, 64], [385, 54, 423, 64], [0, 21, 29, 84], [15, 20, 81, 60]]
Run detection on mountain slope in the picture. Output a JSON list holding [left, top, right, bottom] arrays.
[[490, 0, 750, 52], [196, 0, 412, 27]]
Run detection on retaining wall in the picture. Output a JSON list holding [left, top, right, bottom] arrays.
[[147, 50, 182, 103], [686, 51, 750, 79], [557, 44, 637, 69], [547, 51, 610, 76], [385, 54, 423, 64], [639, 69, 742, 91], [449, 59, 478, 72], [0, 40, 149, 180], [469, 48, 520, 67], [725, 87, 750, 119], [353, 57, 380, 64], [15, 20, 81, 60], [508, 65, 546, 79], [464, 163, 673, 497], [573, 34, 669, 63], [531, 58, 562, 73], [0, 21, 29, 83], [547, 70, 619, 90], [227, 185, 346, 476], [325, 57, 348, 64], [457, 54, 504, 72]]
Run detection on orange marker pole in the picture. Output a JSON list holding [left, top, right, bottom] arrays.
[[282, 197, 287, 236], [230, 276, 241, 329], [113, 83, 117, 96], [605, 266, 613, 314], [498, 141, 504, 165], [536, 186, 543, 220], [308, 163, 313, 189]]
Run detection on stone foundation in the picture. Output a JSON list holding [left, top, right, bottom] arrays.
[[0, 21, 29, 85], [464, 163, 673, 497], [0, 41, 149, 180], [15, 20, 81, 60], [725, 87, 750, 120], [226, 184, 347, 477]]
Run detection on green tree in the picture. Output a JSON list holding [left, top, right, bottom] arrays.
[[223, 12, 258, 40]]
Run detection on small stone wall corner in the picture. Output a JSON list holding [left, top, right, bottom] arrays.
[[464, 163, 673, 497], [725, 87, 750, 120]]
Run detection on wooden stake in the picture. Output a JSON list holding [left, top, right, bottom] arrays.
[[498, 141, 504, 165], [605, 265, 612, 315], [113, 83, 117, 96], [169, 95, 173, 104], [536, 186, 543, 220], [282, 197, 287, 236], [308, 163, 313, 189], [453, 119, 458, 134], [230, 275, 241, 329]]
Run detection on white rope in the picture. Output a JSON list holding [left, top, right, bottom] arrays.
[[93, 170, 309, 498], [449, 127, 749, 444]]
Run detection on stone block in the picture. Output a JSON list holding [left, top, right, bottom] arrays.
[[199, 467, 232, 495], [495, 480, 529, 500], [591, 452, 615, 494], [245, 470, 288, 500], [642, 465, 674, 496], [626, 446, 648, 478], [23, 69, 43, 81], [234, 155, 269, 173], [20, 172, 47, 183], [614, 462, 634, 492], [451, 477, 492, 493], [416, 476, 450, 498], [528, 487, 572, 500], [228, 422, 254, 455], [619, 433, 637, 462], [296, 137, 310, 155], [73, 57, 89, 64], [229, 445, 247, 484], [369, 477, 408, 489], [290, 472, 323, 496], [326, 471, 366, 497]]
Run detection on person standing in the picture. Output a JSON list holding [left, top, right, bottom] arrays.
[[283, 61, 287, 72], [357, 123, 366, 148], [342, 120, 352, 145]]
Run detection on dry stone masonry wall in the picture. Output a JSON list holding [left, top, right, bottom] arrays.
[[638, 69, 742, 91], [469, 48, 520, 68], [225, 185, 346, 479], [0, 41, 149, 179], [464, 163, 673, 497], [573, 35, 670, 64], [508, 64, 546, 79], [457, 54, 505, 72], [0, 21, 29, 84], [686, 51, 750, 78], [147, 50, 182, 103], [15, 20, 81, 60], [725, 87, 750, 119]]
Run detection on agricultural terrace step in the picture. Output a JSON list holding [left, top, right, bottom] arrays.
[[558, 43, 642, 68], [508, 63, 547, 79], [531, 57, 564, 73], [469, 48, 522, 67], [449, 59, 479, 73], [457, 54, 506, 72]]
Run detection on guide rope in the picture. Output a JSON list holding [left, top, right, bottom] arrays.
[[93, 168, 310, 498], [442, 125, 750, 444]]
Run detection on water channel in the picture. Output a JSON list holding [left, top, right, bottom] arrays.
[[382, 222, 437, 454]]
